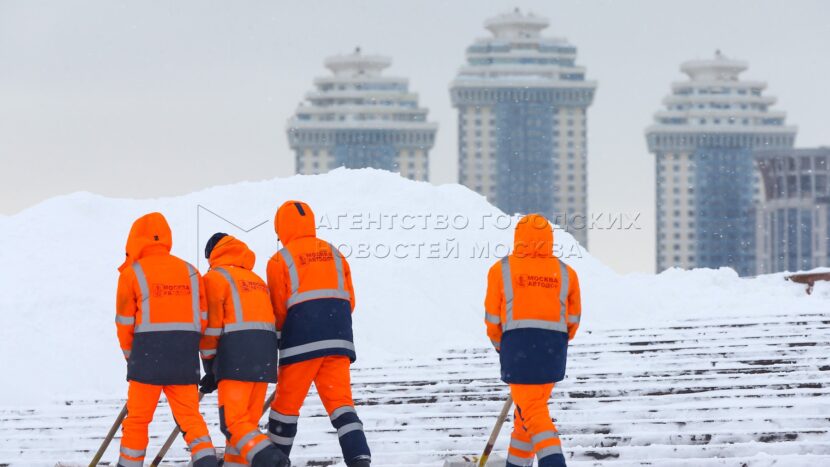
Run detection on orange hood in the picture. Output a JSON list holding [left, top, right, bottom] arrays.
[[275, 200, 316, 246], [208, 235, 255, 270], [513, 213, 554, 258], [119, 212, 172, 271]]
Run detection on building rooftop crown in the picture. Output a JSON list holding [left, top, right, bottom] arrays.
[[324, 47, 392, 78], [484, 8, 550, 38], [646, 51, 797, 146], [288, 48, 437, 132], [681, 50, 749, 82], [449, 9, 596, 94]]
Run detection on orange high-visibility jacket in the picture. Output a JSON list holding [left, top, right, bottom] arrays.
[[115, 212, 208, 385], [200, 235, 279, 382], [267, 201, 356, 366], [484, 214, 581, 384]]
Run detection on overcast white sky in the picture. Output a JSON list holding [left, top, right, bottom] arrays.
[[1, 0, 828, 273]]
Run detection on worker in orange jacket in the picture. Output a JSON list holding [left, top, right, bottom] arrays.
[[198, 233, 289, 467], [266, 201, 371, 467], [484, 214, 582, 467], [115, 213, 218, 467]]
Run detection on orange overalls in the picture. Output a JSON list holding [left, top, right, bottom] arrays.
[[200, 235, 281, 466], [115, 213, 217, 467], [484, 214, 582, 467], [266, 201, 371, 466]]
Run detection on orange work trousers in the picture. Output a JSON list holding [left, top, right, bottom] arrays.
[[119, 381, 215, 467], [269, 355, 371, 464], [507, 383, 563, 467], [272, 356, 355, 415], [218, 380, 272, 466]]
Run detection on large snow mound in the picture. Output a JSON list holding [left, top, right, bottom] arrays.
[[0, 169, 824, 405]]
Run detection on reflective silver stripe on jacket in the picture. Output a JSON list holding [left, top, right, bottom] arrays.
[[504, 319, 567, 332], [279, 339, 355, 360], [287, 288, 351, 307], [214, 267, 244, 323], [278, 243, 350, 309], [536, 444, 564, 459], [500, 256, 569, 335], [278, 248, 300, 297], [186, 263, 201, 328], [136, 322, 200, 332], [212, 267, 277, 336], [115, 315, 135, 325], [332, 242, 345, 290], [224, 321, 277, 333], [485, 312, 501, 325], [132, 262, 151, 325], [132, 261, 202, 333]]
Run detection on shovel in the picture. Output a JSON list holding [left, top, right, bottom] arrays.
[[444, 395, 513, 467]]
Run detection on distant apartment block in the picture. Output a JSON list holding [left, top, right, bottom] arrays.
[[450, 9, 596, 247], [288, 49, 438, 181], [755, 147, 830, 273]]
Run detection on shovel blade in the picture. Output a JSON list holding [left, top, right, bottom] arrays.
[[443, 454, 505, 467]]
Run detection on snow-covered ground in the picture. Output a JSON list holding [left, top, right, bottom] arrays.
[[2, 311, 828, 466], [0, 169, 827, 465]]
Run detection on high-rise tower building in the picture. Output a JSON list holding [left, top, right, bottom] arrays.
[[450, 9, 596, 247], [288, 49, 438, 181], [646, 52, 797, 276]]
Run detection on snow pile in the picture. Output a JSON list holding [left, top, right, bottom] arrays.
[[0, 169, 824, 405]]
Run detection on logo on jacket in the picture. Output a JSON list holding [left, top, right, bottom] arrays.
[[298, 250, 334, 266], [517, 274, 559, 289], [240, 280, 269, 294], [150, 283, 192, 297]]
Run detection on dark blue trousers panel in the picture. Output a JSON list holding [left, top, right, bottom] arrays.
[[128, 331, 201, 385], [331, 409, 370, 464], [539, 453, 568, 467], [281, 299, 354, 348], [500, 329, 568, 384], [268, 418, 298, 456], [215, 330, 279, 382], [338, 430, 371, 465], [279, 298, 356, 366]]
